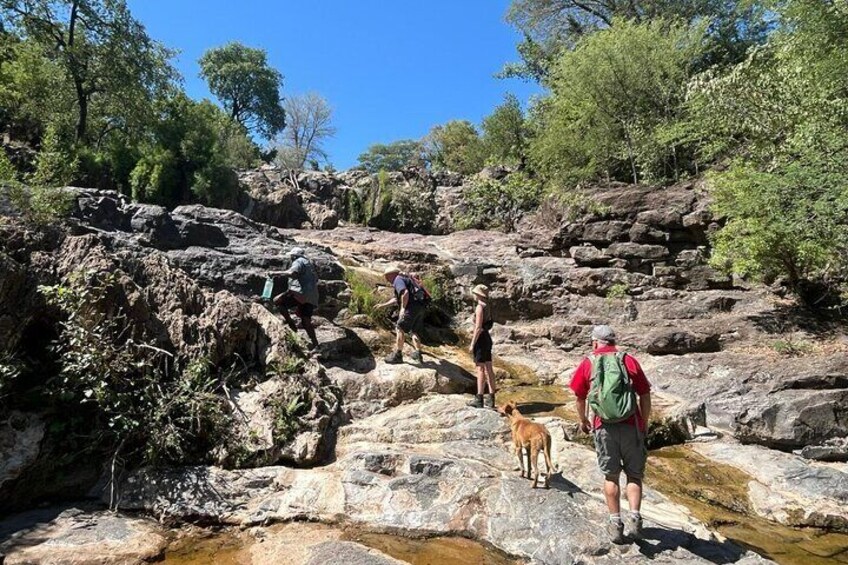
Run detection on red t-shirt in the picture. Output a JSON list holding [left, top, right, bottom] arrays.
[[569, 345, 651, 431]]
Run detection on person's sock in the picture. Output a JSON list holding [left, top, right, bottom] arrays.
[[609, 513, 622, 523], [630, 511, 641, 519]]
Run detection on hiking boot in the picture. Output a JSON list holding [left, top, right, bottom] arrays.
[[625, 513, 643, 541], [607, 519, 626, 544], [410, 349, 423, 363], [467, 394, 484, 408], [384, 350, 403, 364], [483, 393, 496, 409]]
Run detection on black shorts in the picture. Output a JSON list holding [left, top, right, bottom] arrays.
[[397, 306, 425, 335], [473, 330, 493, 364], [280, 293, 315, 319]]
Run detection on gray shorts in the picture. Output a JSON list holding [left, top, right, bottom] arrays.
[[594, 422, 647, 480]]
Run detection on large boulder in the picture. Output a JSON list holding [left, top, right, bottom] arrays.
[[0, 508, 167, 565], [111, 396, 770, 565]]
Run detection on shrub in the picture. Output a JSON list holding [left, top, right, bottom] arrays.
[[6, 183, 74, 225], [0, 150, 18, 182], [771, 338, 814, 357], [38, 271, 234, 467], [345, 269, 390, 327], [421, 270, 460, 316], [389, 186, 437, 234], [457, 171, 543, 232], [606, 283, 629, 301]]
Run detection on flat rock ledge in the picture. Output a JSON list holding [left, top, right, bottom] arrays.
[[110, 395, 771, 565]]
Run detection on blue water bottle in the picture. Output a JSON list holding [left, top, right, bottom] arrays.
[[261, 276, 274, 300]]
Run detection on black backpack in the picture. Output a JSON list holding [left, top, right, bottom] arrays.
[[400, 274, 432, 306]]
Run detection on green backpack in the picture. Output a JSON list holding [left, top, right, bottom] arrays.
[[587, 352, 638, 423]]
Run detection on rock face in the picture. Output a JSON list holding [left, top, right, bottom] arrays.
[[0, 507, 167, 565], [0, 190, 347, 510], [2, 174, 847, 564], [111, 396, 769, 565], [692, 441, 848, 531]]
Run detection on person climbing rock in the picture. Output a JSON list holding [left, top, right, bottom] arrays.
[[377, 266, 426, 364], [270, 247, 320, 349], [569, 325, 652, 544], [467, 284, 497, 409]]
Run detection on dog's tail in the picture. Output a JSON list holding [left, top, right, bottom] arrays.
[[544, 433, 558, 473]]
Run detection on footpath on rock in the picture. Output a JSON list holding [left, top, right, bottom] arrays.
[[1, 169, 847, 565]]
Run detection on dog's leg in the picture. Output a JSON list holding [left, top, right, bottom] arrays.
[[543, 434, 554, 489], [515, 443, 525, 478], [524, 444, 532, 481], [530, 442, 540, 488]]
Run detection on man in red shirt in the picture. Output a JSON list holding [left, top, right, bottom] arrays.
[[570, 325, 652, 544]]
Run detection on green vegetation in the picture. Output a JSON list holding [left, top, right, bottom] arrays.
[[481, 94, 530, 169], [692, 0, 848, 307], [0, 1, 298, 207], [345, 269, 390, 327], [457, 171, 542, 232], [502, 0, 771, 82], [425, 120, 485, 176], [771, 338, 814, 357], [37, 271, 233, 467], [357, 140, 426, 173], [199, 42, 286, 139], [6, 183, 74, 225], [265, 391, 306, 445], [606, 283, 629, 301], [529, 18, 706, 186]]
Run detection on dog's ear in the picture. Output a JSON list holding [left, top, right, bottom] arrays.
[[500, 403, 513, 416]]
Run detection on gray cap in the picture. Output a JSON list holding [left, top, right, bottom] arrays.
[[287, 247, 305, 257], [592, 325, 616, 343]]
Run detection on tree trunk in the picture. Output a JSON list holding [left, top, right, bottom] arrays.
[[74, 81, 88, 142]]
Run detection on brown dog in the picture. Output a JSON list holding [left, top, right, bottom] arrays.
[[498, 402, 555, 488]]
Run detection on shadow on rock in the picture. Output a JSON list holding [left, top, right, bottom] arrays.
[[547, 473, 583, 497], [512, 401, 566, 416], [636, 526, 750, 565]]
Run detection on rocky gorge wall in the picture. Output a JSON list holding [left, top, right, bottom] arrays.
[[1, 171, 847, 564]]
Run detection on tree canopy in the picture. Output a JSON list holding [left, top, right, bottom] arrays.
[[1, 0, 175, 142], [199, 42, 286, 139], [357, 140, 425, 174]]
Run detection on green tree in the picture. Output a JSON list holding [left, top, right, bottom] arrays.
[[356, 140, 425, 174], [692, 0, 848, 306], [481, 94, 530, 168], [529, 18, 706, 185], [274, 92, 336, 170], [199, 42, 286, 139], [130, 93, 257, 207], [425, 120, 485, 175], [503, 0, 771, 82], [1, 0, 175, 142]]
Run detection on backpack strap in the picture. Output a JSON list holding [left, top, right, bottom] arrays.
[[585, 354, 597, 425]]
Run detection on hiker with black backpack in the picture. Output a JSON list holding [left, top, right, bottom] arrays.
[[267, 247, 320, 350], [467, 284, 497, 409], [569, 325, 652, 544], [377, 266, 430, 364]]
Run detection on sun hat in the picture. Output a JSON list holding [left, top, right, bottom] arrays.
[[591, 325, 616, 343], [287, 247, 306, 257], [471, 284, 490, 299], [383, 266, 401, 277]]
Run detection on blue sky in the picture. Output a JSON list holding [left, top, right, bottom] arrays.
[[127, 0, 541, 169]]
